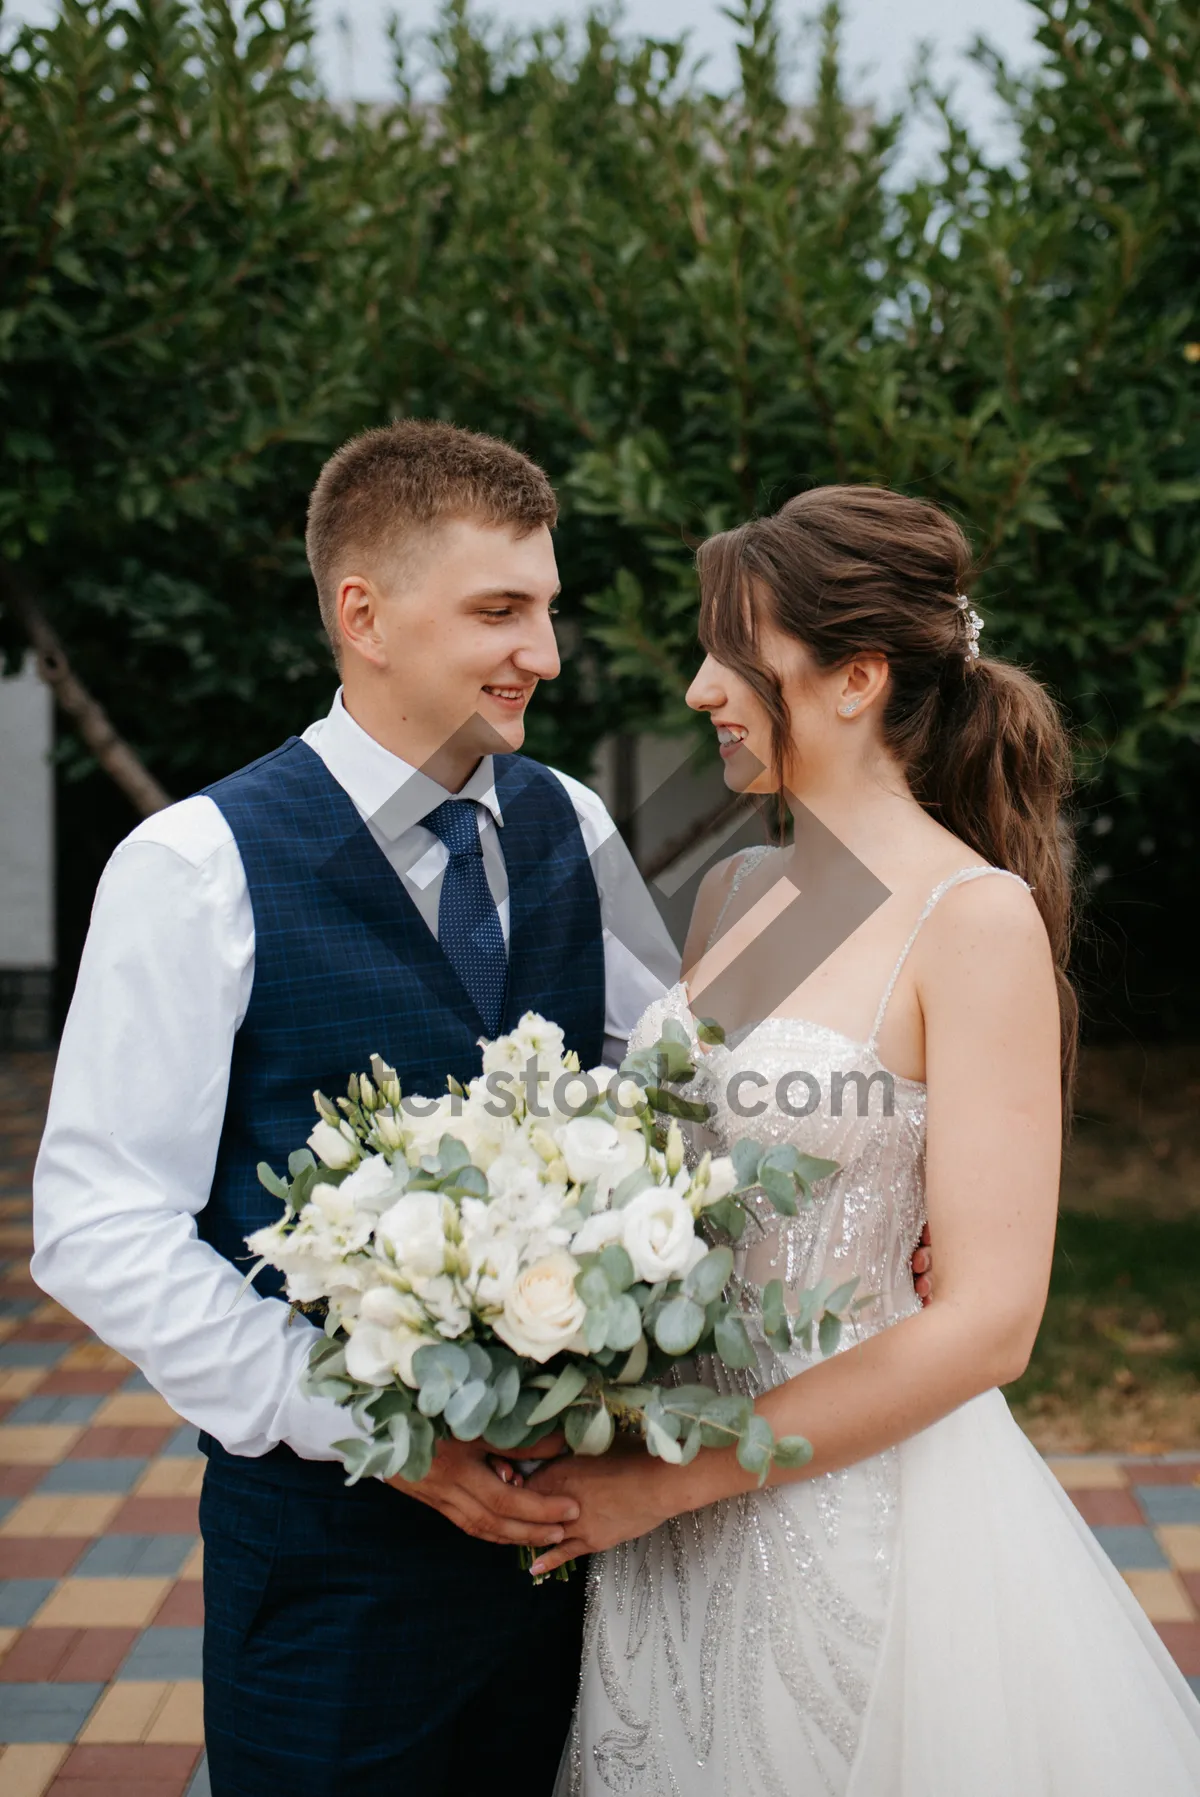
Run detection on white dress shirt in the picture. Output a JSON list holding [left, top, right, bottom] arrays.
[[32, 693, 678, 1464]]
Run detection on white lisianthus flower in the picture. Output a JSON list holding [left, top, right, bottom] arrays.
[[307, 1119, 360, 1170], [512, 1013, 566, 1064], [344, 1315, 427, 1387], [338, 1153, 406, 1214], [557, 1116, 646, 1194], [569, 1208, 628, 1257], [493, 1251, 587, 1361], [414, 1273, 472, 1339], [621, 1188, 705, 1284], [399, 1096, 461, 1165], [701, 1154, 739, 1203], [376, 1192, 452, 1279], [371, 1109, 407, 1153]]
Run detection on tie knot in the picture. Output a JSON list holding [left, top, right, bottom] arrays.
[[424, 797, 482, 857]]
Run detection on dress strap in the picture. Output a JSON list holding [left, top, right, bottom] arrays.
[[866, 866, 1031, 1049], [706, 845, 776, 951]]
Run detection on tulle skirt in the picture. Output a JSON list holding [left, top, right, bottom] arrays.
[[562, 1389, 1200, 1795]]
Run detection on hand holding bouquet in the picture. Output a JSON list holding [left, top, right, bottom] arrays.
[[247, 1013, 856, 1544]]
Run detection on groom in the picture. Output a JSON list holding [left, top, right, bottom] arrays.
[[32, 421, 678, 1795]]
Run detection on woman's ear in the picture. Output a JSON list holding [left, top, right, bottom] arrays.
[[835, 656, 889, 718]]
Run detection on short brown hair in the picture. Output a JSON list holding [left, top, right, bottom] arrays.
[[305, 419, 557, 657]]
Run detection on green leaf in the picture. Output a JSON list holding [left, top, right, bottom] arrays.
[[256, 1161, 289, 1200], [695, 1017, 725, 1045], [604, 1293, 644, 1352], [654, 1294, 706, 1355], [759, 1166, 798, 1215], [444, 1377, 499, 1440], [598, 1244, 635, 1291], [684, 1245, 734, 1306], [412, 1342, 471, 1389], [731, 1138, 761, 1187], [577, 1265, 614, 1308], [288, 1149, 316, 1179], [825, 1277, 859, 1315], [445, 1164, 489, 1199], [492, 1361, 521, 1418], [818, 1311, 843, 1359], [525, 1360, 589, 1425], [713, 1311, 756, 1370], [736, 1413, 775, 1483], [762, 1278, 791, 1352], [610, 1167, 654, 1208], [645, 1416, 683, 1462], [772, 1434, 814, 1470], [400, 1414, 435, 1482], [566, 1401, 614, 1454], [697, 1392, 753, 1446], [613, 1332, 649, 1384], [437, 1135, 472, 1173], [416, 1371, 453, 1417]]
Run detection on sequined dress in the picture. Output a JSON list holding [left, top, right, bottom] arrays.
[[559, 861, 1200, 1797]]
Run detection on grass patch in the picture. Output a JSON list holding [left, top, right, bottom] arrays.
[[1008, 1211, 1200, 1452]]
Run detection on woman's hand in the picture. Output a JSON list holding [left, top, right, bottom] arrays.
[[525, 1449, 674, 1578]]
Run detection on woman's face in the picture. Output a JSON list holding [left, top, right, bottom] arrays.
[[686, 611, 839, 796]]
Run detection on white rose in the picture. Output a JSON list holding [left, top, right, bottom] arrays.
[[376, 1191, 452, 1279], [557, 1116, 646, 1193], [338, 1153, 407, 1214], [621, 1188, 704, 1284], [493, 1251, 587, 1361], [307, 1119, 360, 1170], [344, 1317, 427, 1387], [569, 1208, 628, 1257]]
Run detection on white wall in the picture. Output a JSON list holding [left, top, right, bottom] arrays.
[[0, 655, 54, 968]]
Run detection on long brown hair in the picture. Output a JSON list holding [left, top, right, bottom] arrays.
[[696, 484, 1078, 1101]]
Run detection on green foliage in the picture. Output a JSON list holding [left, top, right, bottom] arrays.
[[2, 0, 1197, 942]]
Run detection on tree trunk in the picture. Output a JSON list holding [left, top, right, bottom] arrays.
[[1, 570, 172, 818]]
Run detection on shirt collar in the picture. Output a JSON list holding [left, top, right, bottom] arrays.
[[305, 690, 503, 842]]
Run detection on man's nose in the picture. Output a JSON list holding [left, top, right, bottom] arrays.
[[513, 612, 561, 681]]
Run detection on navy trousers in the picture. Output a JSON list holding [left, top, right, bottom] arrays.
[[200, 1456, 586, 1795]]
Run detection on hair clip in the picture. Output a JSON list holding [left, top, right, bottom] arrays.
[[956, 594, 983, 661]]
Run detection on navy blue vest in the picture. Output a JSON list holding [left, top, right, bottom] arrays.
[[199, 736, 605, 1488]]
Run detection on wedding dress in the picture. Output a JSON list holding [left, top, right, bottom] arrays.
[[559, 859, 1200, 1796]]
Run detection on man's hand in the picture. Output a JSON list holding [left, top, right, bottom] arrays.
[[387, 1435, 579, 1547], [912, 1222, 932, 1306]]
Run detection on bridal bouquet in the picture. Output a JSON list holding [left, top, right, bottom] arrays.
[[247, 1012, 855, 1514]]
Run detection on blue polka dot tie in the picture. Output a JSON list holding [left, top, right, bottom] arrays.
[[424, 798, 507, 1039]]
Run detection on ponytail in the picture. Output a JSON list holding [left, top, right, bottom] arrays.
[[917, 657, 1078, 1105]]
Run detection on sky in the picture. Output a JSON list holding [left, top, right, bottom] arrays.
[[4, 0, 1045, 170]]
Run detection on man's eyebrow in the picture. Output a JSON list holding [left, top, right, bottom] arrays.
[[465, 585, 562, 602]]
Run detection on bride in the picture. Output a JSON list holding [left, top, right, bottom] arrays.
[[533, 485, 1200, 1795]]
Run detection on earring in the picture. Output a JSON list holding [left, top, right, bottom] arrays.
[[839, 699, 861, 716]]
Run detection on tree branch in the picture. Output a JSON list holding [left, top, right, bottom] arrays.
[[0, 570, 172, 818]]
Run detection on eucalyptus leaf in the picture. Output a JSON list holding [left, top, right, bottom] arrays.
[[609, 1167, 655, 1209], [736, 1413, 775, 1483], [443, 1377, 499, 1439], [714, 1311, 756, 1370], [492, 1361, 521, 1418], [697, 1392, 753, 1446], [525, 1360, 589, 1425], [598, 1243, 635, 1291], [684, 1245, 734, 1306], [731, 1138, 762, 1188], [566, 1402, 614, 1455], [654, 1294, 706, 1355], [818, 1311, 843, 1359], [772, 1433, 814, 1470], [613, 1332, 649, 1384], [645, 1416, 683, 1463], [256, 1161, 289, 1200], [604, 1293, 644, 1352], [287, 1149, 316, 1179]]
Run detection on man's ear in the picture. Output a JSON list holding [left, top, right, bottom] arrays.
[[337, 574, 388, 670]]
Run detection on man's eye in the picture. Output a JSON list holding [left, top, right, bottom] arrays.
[[482, 607, 513, 619]]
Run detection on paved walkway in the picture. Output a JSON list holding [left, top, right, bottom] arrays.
[[0, 1052, 1197, 1794]]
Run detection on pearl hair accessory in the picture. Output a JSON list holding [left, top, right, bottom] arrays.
[[956, 594, 984, 661]]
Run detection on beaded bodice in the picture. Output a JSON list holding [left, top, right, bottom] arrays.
[[628, 856, 1028, 1359]]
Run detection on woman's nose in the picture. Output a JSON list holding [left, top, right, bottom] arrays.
[[685, 654, 724, 712]]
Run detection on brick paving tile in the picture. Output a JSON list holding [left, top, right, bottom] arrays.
[[0, 1473, 43, 1502], [0, 1546, 89, 1582], [1155, 1622, 1200, 1675], [106, 1502, 198, 1539], [34, 1382, 125, 1405], [48, 1741, 201, 1797], [1121, 1463, 1200, 1486], [0, 1743, 69, 1794], [146, 1588, 202, 1631], [0, 1632, 138, 1686], [66, 1432, 171, 1464], [1067, 1487, 1143, 1528]]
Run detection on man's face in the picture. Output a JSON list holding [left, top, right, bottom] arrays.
[[337, 517, 561, 781]]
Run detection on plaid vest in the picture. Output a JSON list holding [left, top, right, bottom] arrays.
[[199, 737, 605, 1299]]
